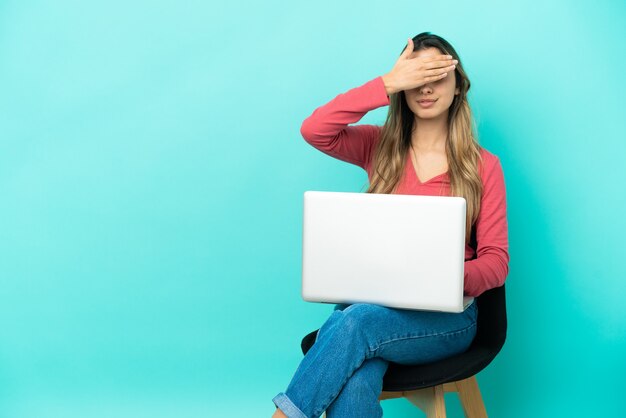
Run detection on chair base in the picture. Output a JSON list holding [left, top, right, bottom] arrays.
[[321, 375, 487, 418]]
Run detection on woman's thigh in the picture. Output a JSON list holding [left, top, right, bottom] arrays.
[[333, 301, 478, 365]]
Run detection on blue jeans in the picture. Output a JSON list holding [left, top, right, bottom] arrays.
[[272, 300, 478, 418]]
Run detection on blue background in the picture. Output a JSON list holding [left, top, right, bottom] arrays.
[[1, 0, 624, 416]]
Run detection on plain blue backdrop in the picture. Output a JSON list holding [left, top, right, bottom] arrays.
[[0, 1, 624, 417]]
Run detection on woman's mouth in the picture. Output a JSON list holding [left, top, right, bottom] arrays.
[[417, 99, 437, 108]]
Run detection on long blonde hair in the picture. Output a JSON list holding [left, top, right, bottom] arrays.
[[366, 32, 484, 244]]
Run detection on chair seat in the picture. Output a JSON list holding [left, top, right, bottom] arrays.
[[302, 330, 500, 392], [300, 285, 507, 393], [381, 345, 498, 391]]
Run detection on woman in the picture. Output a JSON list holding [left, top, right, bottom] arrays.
[[272, 32, 509, 418]]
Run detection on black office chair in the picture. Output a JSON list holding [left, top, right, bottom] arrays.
[[300, 284, 507, 417]]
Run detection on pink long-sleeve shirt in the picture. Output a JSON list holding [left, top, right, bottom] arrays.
[[300, 76, 510, 297]]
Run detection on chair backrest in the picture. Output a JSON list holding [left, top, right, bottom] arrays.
[[473, 284, 507, 350], [465, 224, 507, 351]]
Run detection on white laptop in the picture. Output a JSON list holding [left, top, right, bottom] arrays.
[[301, 191, 475, 313]]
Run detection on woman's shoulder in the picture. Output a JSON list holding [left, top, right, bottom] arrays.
[[478, 146, 502, 173], [479, 146, 500, 162]]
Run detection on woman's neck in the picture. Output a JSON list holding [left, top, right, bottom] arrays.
[[411, 119, 448, 152]]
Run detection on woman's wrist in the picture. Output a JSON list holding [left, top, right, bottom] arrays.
[[381, 73, 398, 96]]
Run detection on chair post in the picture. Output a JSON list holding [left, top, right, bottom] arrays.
[[377, 375, 488, 418], [404, 384, 447, 418], [455, 376, 488, 418]]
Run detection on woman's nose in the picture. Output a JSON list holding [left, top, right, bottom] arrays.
[[420, 84, 433, 93]]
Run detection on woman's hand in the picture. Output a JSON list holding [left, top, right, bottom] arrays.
[[382, 38, 458, 95]]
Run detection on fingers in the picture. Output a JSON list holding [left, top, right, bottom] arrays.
[[424, 56, 456, 65], [424, 63, 456, 77], [403, 41, 457, 69], [402, 37, 414, 59], [424, 54, 454, 63], [422, 72, 449, 84], [423, 58, 458, 72]]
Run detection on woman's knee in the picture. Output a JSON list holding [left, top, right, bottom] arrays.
[[342, 303, 390, 329], [318, 303, 390, 345]]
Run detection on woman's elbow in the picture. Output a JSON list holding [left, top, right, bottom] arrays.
[[497, 257, 509, 287], [300, 118, 316, 142]]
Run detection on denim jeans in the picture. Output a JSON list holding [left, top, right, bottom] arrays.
[[272, 300, 478, 418]]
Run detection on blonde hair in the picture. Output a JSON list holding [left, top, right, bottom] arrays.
[[366, 32, 484, 244]]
